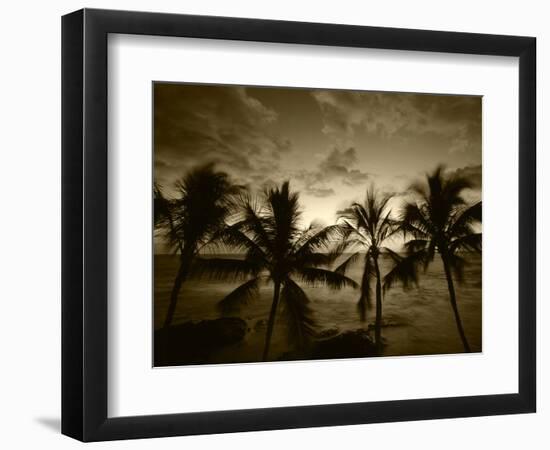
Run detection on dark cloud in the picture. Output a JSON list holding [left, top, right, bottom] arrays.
[[311, 90, 481, 154], [291, 147, 370, 199], [448, 164, 482, 189], [342, 169, 370, 186], [378, 188, 410, 198], [319, 148, 371, 186], [320, 148, 357, 177], [154, 83, 291, 192], [304, 187, 336, 198]]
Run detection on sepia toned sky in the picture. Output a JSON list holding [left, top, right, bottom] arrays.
[[154, 82, 481, 228]]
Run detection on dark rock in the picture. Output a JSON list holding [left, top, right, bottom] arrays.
[[154, 317, 247, 366], [277, 329, 377, 362], [367, 320, 402, 333], [254, 318, 268, 332], [312, 329, 376, 359], [317, 327, 340, 339]]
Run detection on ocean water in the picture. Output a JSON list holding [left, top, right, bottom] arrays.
[[154, 253, 481, 362]]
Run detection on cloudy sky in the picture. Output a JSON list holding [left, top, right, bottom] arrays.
[[154, 82, 481, 227]]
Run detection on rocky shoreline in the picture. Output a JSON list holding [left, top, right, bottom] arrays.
[[154, 317, 378, 366]]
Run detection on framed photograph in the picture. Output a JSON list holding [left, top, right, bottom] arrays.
[[62, 8, 536, 441]]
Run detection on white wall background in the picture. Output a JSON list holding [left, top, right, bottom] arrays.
[[0, 1, 546, 448]]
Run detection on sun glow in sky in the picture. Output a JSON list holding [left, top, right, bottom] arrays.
[[154, 83, 481, 251]]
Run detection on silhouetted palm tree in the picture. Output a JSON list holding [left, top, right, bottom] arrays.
[[334, 187, 399, 353], [384, 166, 482, 352], [154, 183, 166, 228], [191, 182, 358, 361], [155, 165, 241, 328]]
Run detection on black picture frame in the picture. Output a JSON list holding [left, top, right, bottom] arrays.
[[61, 8, 536, 442]]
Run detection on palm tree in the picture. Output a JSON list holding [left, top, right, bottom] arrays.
[[334, 187, 399, 353], [191, 182, 358, 361], [154, 183, 168, 228], [155, 164, 241, 328], [384, 166, 482, 352]]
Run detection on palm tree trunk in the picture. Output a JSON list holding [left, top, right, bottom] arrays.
[[373, 256, 383, 354], [262, 280, 281, 361], [361, 253, 372, 307], [357, 254, 371, 322], [163, 259, 189, 329], [441, 255, 471, 352]]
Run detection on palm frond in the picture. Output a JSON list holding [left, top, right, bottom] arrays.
[[448, 201, 482, 236], [405, 166, 477, 239], [280, 279, 316, 349], [443, 175, 473, 206], [152, 184, 183, 253], [290, 222, 317, 248], [294, 224, 341, 257], [447, 253, 467, 284], [336, 188, 396, 267], [404, 239, 430, 253], [189, 257, 260, 282], [400, 202, 432, 239], [340, 202, 370, 232], [371, 190, 392, 221], [217, 277, 261, 316], [209, 223, 269, 264], [383, 248, 427, 293], [449, 233, 482, 254], [376, 211, 399, 243], [239, 200, 275, 254], [264, 181, 302, 247], [153, 182, 170, 228], [466, 201, 482, 221], [295, 252, 334, 268], [334, 251, 362, 275], [327, 223, 366, 258], [167, 164, 241, 254], [296, 267, 359, 290]]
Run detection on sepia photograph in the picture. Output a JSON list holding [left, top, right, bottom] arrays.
[[153, 82, 482, 367]]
